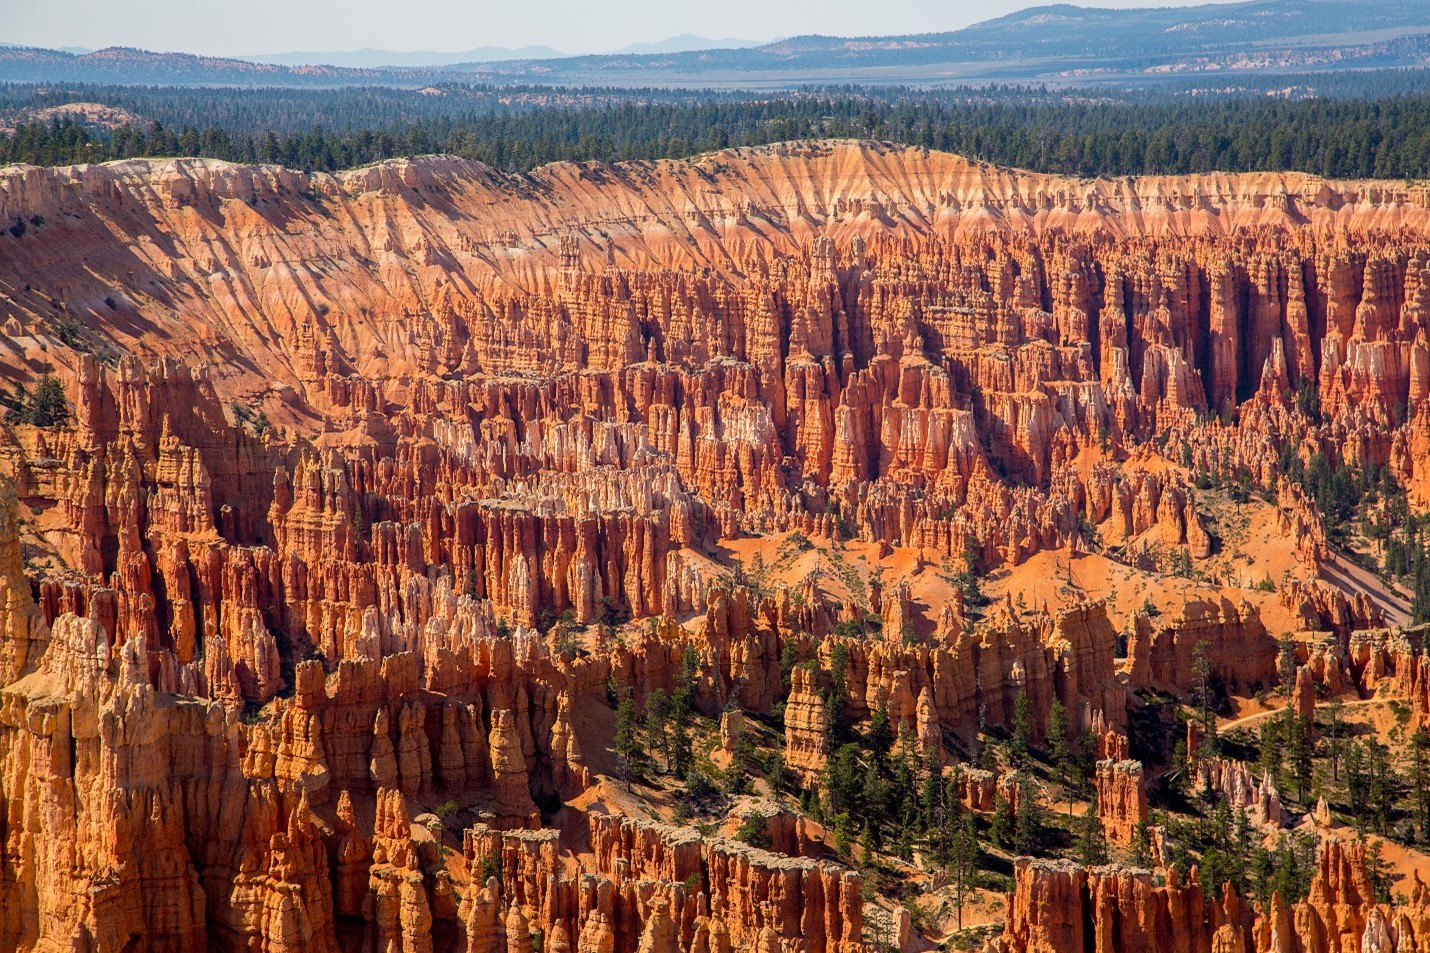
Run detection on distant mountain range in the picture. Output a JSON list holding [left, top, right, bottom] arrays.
[[240, 46, 568, 68], [3, 0, 1429, 88], [234, 35, 762, 68], [604, 35, 762, 56]]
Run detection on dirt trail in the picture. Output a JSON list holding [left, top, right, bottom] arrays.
[[1219, 697, 1383, 734]]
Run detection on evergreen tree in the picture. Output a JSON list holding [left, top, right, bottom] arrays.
[[729, 723, 759, 791], [1073, 727, 1099, 795], [1047, 698, 1071, 786], [1130, 823, 1152, 868], [30, 374, 68, 426], [768, 750, 789, 793], [832, 812, 853, 857], [1364, 838, 1396, 902], [920, 758, 944, 835], [1076, 795, 1108, 866], [1347, 741, 1369, 828], [1260, 718, 1283, 786], [779, 637, 800, 692], [1232, 807, 1256, 881], [0, 383, 27, 421], [1286, 712, 1314, 804], [980, 739, 999, 773], [1367, 741, 1397, 835], [989, 790, 1014, 849], [859, 818, 881, 862], [8, 374, 68, 428], [862, 759, 889, 832], [1013, 773, 1045, 856], [957, 537, 986, 608], [644, 688, 670, 773], [12, 82, 1430, 181], [1327, 696, 1345, 782], [866, 706, 894, 765], [823, 643, 852, 751], [670, 648, 697, 776], [1192, 640, 1217, 754], [1408, 727, 1430, 841], [1011, 689, 1033, 768], [1169, 738, 1189, 795], [949, 814, 979, 929], [822, 744, 864, 818], [890, 741, 918, 829], [1199, 847, 1239, 900], [614, 696, 644, 790]]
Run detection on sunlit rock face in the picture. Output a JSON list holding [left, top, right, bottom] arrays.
[[0, 141, 1427, 952]]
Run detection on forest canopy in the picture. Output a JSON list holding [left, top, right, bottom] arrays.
[[4, 81, 1430, 179]]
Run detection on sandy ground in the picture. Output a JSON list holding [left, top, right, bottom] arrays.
[[716, 477, 1375, 646]]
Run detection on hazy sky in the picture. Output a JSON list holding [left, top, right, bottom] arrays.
[[3, 0, 1234, 57]]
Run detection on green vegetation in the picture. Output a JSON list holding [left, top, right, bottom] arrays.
[[11, 85, 1430, 179], [3, 375, 68, 428], [734, 812, 773, 849], [613, 696, 644, 790]]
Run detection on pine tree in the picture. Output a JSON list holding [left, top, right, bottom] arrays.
[[1408, 727, 1430, 841], [862, 760, 889, 828], [1170, 739, 1189, 795], [989, 790, 1014, 849], [980, 739, 999, 773], [1048, 698, 1071, 786], [866, 706, 893, 765], [779, 637, 799, 691], [920, 759, 943, 835], [1192, 640, 1217, 754], [670, 649, 696, 777], [1364, 838, 1395, 902], [1011, 689, 1033, 767], [1260, 717, 1283, 787], [1076, 794, 1108, 866], [1286, 711, 1313, 804], [1346, 741, 1369, 828], [823, 643, 852, 751], [1327, 696, 1345, 781], [1130, 823, 1152, 868], [1073, 728, 1099, 795], [1367, 741, 1397, 835], [8, 374, 68, 428], [833, 812, 853, 857], [1, 383, 28, 422], [949, 814, 979, 929], [859, 819, 881, 863], [29, 375, 67, 428], [644, 688, 670, 773], [1013, 774, 1045, 856], [614, 696, 643, 790]]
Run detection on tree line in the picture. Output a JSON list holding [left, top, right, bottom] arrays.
[[8, 91, 1430, 179]]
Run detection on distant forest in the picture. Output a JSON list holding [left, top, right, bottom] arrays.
[[5, 78, 1430, 179]]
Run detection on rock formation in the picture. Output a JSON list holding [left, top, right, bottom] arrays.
[[994, 859, 1254, 953], [0, 142, 1425, 952], [1095, 760, 1148, 848], [1194, 758, 1284, 829], [994, 837, 1430, 953]]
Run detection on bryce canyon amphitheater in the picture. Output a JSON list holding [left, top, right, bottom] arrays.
[[0, 140, 1429, 952]]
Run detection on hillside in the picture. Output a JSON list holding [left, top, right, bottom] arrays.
[[5, 0, 1430, 87]]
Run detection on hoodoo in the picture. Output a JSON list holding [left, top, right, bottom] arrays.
[[0, 140, 1428, 952]]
